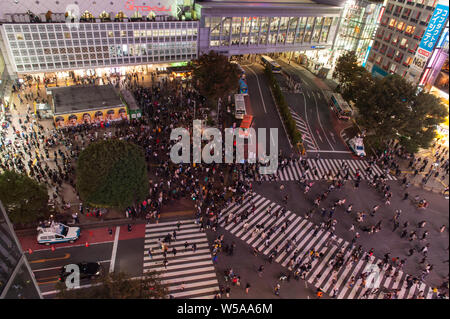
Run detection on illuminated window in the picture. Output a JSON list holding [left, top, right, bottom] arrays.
[[16, 33, 24, 40], [405, 25, 415, 35], [397, 22, 405, 31], [389, 18, 397, 28]]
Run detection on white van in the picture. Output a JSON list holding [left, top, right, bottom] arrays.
[[37, 222, 80, 245], [348, 137, 366, 157]]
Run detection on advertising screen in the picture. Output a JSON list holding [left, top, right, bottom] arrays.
[[54, 107, 128, 128], [418, 4, 449, 58]]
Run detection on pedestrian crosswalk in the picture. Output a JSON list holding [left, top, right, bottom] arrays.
[[143, 219, 219, 299], [258, 158, 397, 181], [290, 108, 318, 150], [218, 193, 434, 299]]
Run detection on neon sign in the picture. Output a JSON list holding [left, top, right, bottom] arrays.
[[418, 4, 449, 58], [125, 0, 173, 12]]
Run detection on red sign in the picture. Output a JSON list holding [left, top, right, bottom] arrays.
[[125, 0, 172, 12], [418, 48, 431, 58]]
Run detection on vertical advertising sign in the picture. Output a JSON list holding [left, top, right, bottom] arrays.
[[418, 4, 449, 58], [408, 3, 449, 84]]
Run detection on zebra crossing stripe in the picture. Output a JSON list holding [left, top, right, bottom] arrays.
[[251, 211, 295, 248], [306, 238, 343, 283], [171, 286, 219, 299], [218, 193, 432, 298], [315, 242, 349, 288], [279, 223, 319, 266], [162, 273, 218, 285], [143, 219, 219, 299], [167, 279, 218, 292], [337, 258, 366, 299], [262, 216, 304, 257], [230, 201, 278, 235]]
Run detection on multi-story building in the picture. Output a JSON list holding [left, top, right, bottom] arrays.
[[197, 0, 343, 56], [365, 0, 449, 86], [333, 0, 385, 66], [0, 201, 42, 299], [0, 0, 347, 82], [0, 0, 199, 80]]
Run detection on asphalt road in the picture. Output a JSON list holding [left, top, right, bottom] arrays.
[[243, 63, 292, 157], [26, 225, 146, 298], [275, 59, 354, 160]]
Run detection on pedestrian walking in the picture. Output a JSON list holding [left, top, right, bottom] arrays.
[[148, 247, 153, 259], [440, 225, 446, 233], [184, 241, 189, 252], [274, 283, 280, 296], [245, 283, 251, 294]]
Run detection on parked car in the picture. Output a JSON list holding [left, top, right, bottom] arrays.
[[37, 222, 80, 245]]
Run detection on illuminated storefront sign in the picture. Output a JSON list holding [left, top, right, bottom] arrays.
[[124, 0, 174, 12], [418, 4, 449, 58]]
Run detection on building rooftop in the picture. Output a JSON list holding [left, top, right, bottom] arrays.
[[50, 84, 124, 115], [197, 0, 346, 8]]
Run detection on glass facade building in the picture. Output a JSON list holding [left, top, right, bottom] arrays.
[[197, 0, 343, 56], [0, 21, 198, 74], [0, 201, 42, 299], [334, 0, 385, 64], [0, 0, 348, 77]]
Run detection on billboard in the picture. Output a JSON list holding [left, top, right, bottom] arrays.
[[418, 4, 449, 58], [54, 107, 128, 128]]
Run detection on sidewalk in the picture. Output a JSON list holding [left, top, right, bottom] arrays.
[[396, 148, 449, 194]]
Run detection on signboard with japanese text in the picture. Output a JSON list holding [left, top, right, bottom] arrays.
[[418, 4, 449, 58]]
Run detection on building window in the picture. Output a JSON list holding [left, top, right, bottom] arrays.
[[389, 18, 397, 29], [397, 22, 406, 32], [303, 17, 315, 43], [405, 25, 416, 36]]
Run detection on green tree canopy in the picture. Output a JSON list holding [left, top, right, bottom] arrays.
[[192, 51, 241, 107], [332, 51, 373, 102], [0, 170, 50, 225], [76, 139, 148, 208], [55, 271, 168, 299], [355, 75, 448, 152]]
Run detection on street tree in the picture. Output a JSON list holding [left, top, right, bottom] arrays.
[[355, 74, 448, 152], [0, 170, 50, 225], [76, 139, 148, 208], [332, 51, 373, 102], [192, 51, 241, 108], [55, 271, 168, 299]]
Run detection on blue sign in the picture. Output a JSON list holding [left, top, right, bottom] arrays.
[[371, 64, 388, 78], [418, 4, 449, 55]]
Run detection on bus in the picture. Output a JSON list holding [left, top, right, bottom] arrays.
[[329, 93, 353, 120], [234, 93, 250, 119], [238, 114, 254, 139], [261, 55, 282, 73]]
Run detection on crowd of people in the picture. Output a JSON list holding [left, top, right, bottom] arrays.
[[1, 68, 448, 299]]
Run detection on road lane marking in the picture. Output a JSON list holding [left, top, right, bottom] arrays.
[[306, 150, 353, 154], [245, 66, 267, 113], [30, 253, 71, 264], [109, 226, 120, 273], [313, 92, 334, 150], [25, 240, 115, 253], [303, 92, 320, 150]]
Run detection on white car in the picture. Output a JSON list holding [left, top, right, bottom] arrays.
[[37, 222, 80, 245], [348, 137, 366, 157]]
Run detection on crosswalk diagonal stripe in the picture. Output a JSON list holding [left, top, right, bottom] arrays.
[[259, 214, 302, 254], [229, 201, 278, 235]]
